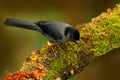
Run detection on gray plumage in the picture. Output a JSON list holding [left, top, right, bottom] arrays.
[[5, 18, 80, 43], [5, 18, 42, 31]]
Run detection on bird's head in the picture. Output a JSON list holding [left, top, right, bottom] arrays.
[[65, 27, 80, 44]]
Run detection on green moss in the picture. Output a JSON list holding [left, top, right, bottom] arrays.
[[44, 42, 80, 79], [77, 4, 120, 56]]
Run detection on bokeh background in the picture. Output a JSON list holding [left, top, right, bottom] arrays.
[[0, 0, 120, 80]]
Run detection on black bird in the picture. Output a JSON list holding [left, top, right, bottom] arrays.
[[5, 18, 80, 44]]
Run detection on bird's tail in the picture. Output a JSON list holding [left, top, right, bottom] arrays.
[[4, 18, 41, 31]]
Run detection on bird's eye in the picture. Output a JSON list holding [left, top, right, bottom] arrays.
[[73, 31, 80, 40]]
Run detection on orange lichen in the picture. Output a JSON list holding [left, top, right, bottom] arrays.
[[34, 65, 48, 77], [29, 53, 38, 61], [4, 71, 29, 80], [4, 65, 48, 80], [70, 68, 75, 76], [35, 65, 44, 70]]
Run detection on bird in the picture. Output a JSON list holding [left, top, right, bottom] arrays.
[[4, 18, 80, 44]]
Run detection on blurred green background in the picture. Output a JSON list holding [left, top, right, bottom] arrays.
[[0, 0, 120, 80]]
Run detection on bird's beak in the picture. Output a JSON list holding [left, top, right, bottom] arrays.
[[75, 40, 80, 47], [75, 40, 79, 44]]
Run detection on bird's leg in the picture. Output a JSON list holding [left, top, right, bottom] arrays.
[[47, 41, 58, 59]]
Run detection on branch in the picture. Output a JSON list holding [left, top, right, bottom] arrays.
[[4, 4, 120, 80]]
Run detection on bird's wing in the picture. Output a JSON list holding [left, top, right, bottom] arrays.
[[35, 21, 62, 40]]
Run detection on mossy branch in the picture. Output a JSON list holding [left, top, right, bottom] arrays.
[[4, 4, 120, 80]]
